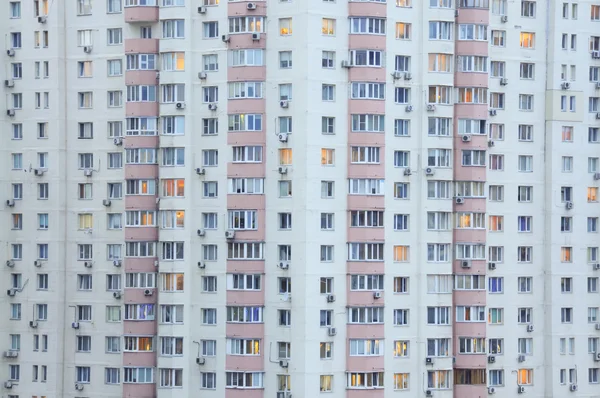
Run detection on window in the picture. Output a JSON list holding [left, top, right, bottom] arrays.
[[322, 18, 335, 35], [518, 155, 533, 172], [77, 0, 92, 15], [107, 28, 122, 45], [427, 370, 450, 389], [520, 32, 535, 48], [457, 87, 487, 104], [10, 1, 21, 18], [428, 149, 451, 167], [322, 84, 335, 101], [322, 51, 335, 68], [279, 18, 292, 35], [491, 30, 506, 47], [162, 20, 185, 39], [429, 21, 453, 40], [395, 22, 412, 39], [203, 22, 218, 38]]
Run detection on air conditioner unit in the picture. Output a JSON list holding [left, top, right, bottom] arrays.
[[592, 51, 600, 59], [341, 60, 351, 68], [489, 109, 497, 116], [425, 167, 434, 176], [225, 230, 235, 239], [501, 15, 508, 22], [488, 140, 495, 147], [373, 291, 382, 299], [526, 324, 534, 332], [196, 357, 206, 365], [500, 78, 508, 86], [251, 33, 260, 41], [425, 357, 433, 364], [198, 6, 207, 13], [279, 360, 289, 368], [83, 46, 93, 53], [6, 199, 15, 207], [488, 387, 496, 394], [404, 72, 412, 80], [391, 71, 402, 80], [569, 384, 578, 392], [29, 321, 38, 328], [426, 390, 433, 397], [518, 354, 526, 362], [455, 197, 465, 204], [196, 167, 206, 175], [595, 352, 600, 361], [518, 386, 525, 394], [198, 71, 207, 79], [113, 291, 122, 299], [6, 49, 15, 57], [561, 82, 571, 89], [403, 168, 412, 176], [75, 383, 84, 391], [84, 169, 93, 177], [154, 260, 159, 267], [38, 16, 47, 23], [427, 104, 436, 112], [596, 82, 600, 89], [4, 381, 13, 389], [405, 105, 413, 112], [84, 261, 93, 268], [280, 100, 289, 108], [565, 201, 574, 210], [197, 229, 205, 237], [278, 166, 288, 174], [198, 262, 206, 269], [7, 109, 15, 117], [144, 289, 153, 296], [247, 2, 257, 9], [6, 260, 15, 267], [594, 173, 600, 180], [461, 260, 471, 268], [113, 137, 123, 146], [278, 133, 289, 142], [327, 294, 336, 302], [596, 112, 600, 119], [34, 260, 43, 267], [488, 262, 496, 270], [6, 289, 16, 297], [177, 102, 186, 109], [595, 323, 600, 330], [279, 262, 289, 270], [72, 322, 80, 329], [328, 327, 337, 336], [488, 356, 496, 363], [4, 79, 14, 88], [462, 135, 472, 142], [222, 35, 230, 42], [102, 199, 111, 207], [113, 260, 122, 267], [208, 103, 217, 111], [34, 168, 45, 176], [593, 263, 600, 270], [455, 9, 459, 17], [3, 351, 18, 358]]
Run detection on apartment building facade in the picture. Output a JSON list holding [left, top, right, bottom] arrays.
[[1, 0, 600, 397]]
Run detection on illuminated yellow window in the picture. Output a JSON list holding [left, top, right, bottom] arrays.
[[394, 245, 410, 262], [78, 213, 93, 229], [588, 187, 598, 202], [518, 369, 533, 385], [279, 18, 292, 36], [393, 373, 409, 390], [396, 22, 412, 39], [488, 215, 503, 232], [393, 340, 409, 357], [321, 149, 335, 165], [320, 375, 333, 392], [176, 211, 185, 227], [163, 52, 185, 71], [277, 375, 291, 392], [279, 148, 292, 165], [561, 247, 573, 262], [138, 337, 153, 351], [162, 273, 184, 292], [520, 32, 535, 48], [322, 18, 335, 36]]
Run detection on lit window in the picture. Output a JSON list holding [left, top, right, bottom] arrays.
[[321, 149, 335, 165], [393, 246, 409, 262], [395, 23, 412, 39], [279, 18, 292, 35], [520, 32, 535, 48], [322, 18, 335, 35]]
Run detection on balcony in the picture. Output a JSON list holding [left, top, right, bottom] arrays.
[[124, 6, 159, 23]]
